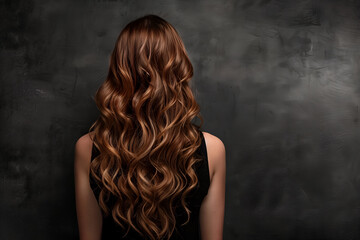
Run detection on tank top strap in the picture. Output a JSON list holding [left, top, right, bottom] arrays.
[[197, 131, 211, 195], [91, 141, 100, 162]]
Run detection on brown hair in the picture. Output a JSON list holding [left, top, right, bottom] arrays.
[[88, 14, 204, 240]]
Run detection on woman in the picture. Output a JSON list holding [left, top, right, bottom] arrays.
[[74, 14, 226, 240]]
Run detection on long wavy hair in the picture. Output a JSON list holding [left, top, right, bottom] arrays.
[[88, 14, 204, 240]]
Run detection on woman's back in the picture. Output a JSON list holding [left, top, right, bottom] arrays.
[[89, 130, 210, 239], [75, 130, 226, 240]]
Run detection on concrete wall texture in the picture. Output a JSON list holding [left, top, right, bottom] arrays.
[[1, 0, 360, 239]]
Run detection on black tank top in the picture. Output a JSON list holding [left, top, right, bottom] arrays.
[[89, 131, 210, 240]]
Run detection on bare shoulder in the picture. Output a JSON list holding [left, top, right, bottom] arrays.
[[199, 131, 226, 239], [74, 131, 103, 239], [74, 132, 94, 173], [75, 132, 93, 154], [201, 131, 226, 183]]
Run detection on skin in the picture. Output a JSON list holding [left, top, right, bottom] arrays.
[[74, 131, 102, 240], [199, 132, 226, 240], [74, 131, 226, 240]]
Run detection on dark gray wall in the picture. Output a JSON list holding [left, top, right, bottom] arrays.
[[1, 0, 360, 239]]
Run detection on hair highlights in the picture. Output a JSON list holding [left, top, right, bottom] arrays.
[[88, 14, 204, 240]]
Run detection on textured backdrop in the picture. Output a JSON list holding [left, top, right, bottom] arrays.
[[1, 0, 360, 239]]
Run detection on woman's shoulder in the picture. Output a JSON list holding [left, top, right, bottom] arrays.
[[75, 132, 94, 153], [74, 132, 95, 172], [201, 131, 226, 183], [201, 131, 226, 158]]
